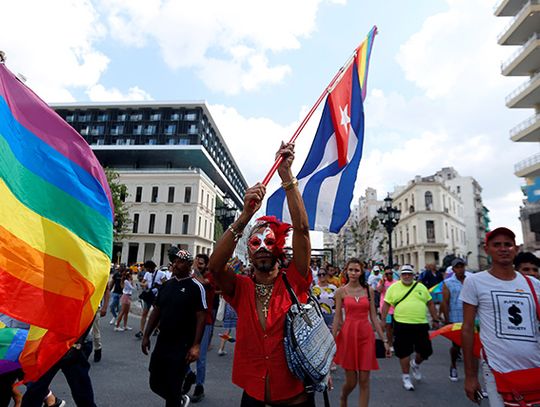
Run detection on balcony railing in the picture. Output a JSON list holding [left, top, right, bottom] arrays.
[[497, 0, 540, 43], [505, 70, 540, 104], [515, 152, 540, 173], [501, 32, 540, 72], [510, 113, 540, 138], [493, 0, 527, 13]]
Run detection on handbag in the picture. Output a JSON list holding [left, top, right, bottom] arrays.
[[138, 270, 157, 303], [483, 276, 540, 407], [282, 272, 336, 397]]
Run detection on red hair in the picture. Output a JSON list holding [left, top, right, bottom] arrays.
[[250, 216, 291, 259]]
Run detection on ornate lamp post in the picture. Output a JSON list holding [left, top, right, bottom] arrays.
[[215, 196, 237, 230], [377, 193, 401, 267]]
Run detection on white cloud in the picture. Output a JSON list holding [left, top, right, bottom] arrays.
[[87, 84, 153, 101], [0, 0, 109, 102], [97, 0, 341, 94]]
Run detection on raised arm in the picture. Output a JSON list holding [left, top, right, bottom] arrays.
[[208, 184, 266, 297], [277, 142, 310, 279]]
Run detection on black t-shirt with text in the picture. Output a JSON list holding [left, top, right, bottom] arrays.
[[155, 277, 207, 346], [112, 272, 123, 294]]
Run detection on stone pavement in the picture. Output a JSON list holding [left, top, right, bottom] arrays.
[[45, 307, 480, 407]]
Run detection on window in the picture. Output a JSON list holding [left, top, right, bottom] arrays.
[[446, 222, 449, 238], [79, 114, 91, 122], [204, 219, 208, 238], [80, 126, 90, 136], [132, 214, 139, 233], [457, 186, 461, 193], [120, 190, 126, 202], [66, 114, 75, 122], [165, 124, 176, 135], [135, 186, 142, 202], [130, 113, 142, 121], [97, 113, 108, 122], [90, 125, 104, 136], [171, 113, 180, 120], [144, 125, 156, 135], [198, 216, 202, 235], [184, 187, 192, 203], [187, 124, 198, 134], [185, 112, 197, 121], [426, 220, 435, 243], [179, 138, 190, 145], [206, 194, 209, 208], [151, 186, 158, 203], [148, 214, 155, 234], [182, 215, 189, 235], [133, 125, 143, 135], [425, 191, 433, 210], [150, 113, 161, 121], [168, 187, 175, 203], [165, 214, 172, 234], [117, 114, 127, 121], [111, 125, 124, 135]]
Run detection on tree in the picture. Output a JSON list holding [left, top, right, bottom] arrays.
[[105, 168, 131, 241]]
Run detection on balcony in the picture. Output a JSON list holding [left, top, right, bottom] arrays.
[[501, 33, 540, 76], [505, 70, 540, 108], [510, 113, 540, 141], [498, 1, 540, 45], [495, 0, 528, 16], [515, 152, 540, 177]]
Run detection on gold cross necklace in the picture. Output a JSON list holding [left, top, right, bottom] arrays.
[[255, 283, 274, 318]]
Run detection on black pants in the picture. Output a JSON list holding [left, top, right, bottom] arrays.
[[240, 391, 316, 407], [149, 340, 188, 407], [0, 369, 23, 407], [22, 342, 96, 407]]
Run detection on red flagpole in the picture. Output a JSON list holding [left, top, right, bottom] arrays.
[[261, 28, 378, 187]]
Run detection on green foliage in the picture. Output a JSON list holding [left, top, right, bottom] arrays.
[[105, 168, 132, 241]]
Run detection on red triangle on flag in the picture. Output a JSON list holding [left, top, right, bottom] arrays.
[[328, 63, 354, 168]]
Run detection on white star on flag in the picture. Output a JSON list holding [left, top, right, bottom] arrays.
[[339, 104, 350, 132]]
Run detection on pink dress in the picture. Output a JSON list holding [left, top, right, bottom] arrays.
[[334, 296, 379, 371]]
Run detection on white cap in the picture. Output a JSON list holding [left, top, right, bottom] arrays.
[[372, 266, 381, 272]]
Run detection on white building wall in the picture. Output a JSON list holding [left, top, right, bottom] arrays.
[[116, 169, 218, 266]]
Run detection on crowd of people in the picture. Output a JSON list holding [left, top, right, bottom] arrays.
[[2, 143, 540, 407]]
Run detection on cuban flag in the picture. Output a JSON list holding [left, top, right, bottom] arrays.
[[266, 59, 366, 233]]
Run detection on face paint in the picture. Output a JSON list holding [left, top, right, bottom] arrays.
[[248, 227, 276, 254]]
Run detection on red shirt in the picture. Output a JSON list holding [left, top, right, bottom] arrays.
[[224, 262, 311, 402]]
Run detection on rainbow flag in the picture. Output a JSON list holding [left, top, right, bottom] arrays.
[[0, 62, 113, 382], [0, 322, 28, 374], [355, 26, 377, 102]]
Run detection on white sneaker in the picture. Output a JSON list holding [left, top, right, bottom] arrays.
[[182, 394, 190, 406], [449, 367, 458, 382], [114, 326, 125, 332], [402, 375, 415, 391], [410, 360, 422, 381], [109, 317, 116, 325], [124, 326, 133, 331]]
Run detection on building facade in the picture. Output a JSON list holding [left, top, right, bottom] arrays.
[[389, 175, 468, 271], [53, 101, 248, 265], [435, 167, 489, 270], [495, 0, 540, 252]]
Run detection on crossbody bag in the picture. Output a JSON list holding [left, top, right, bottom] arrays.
[[139, 270, 158, 303], [483, 275, 540, 407], [282, 272, 336, 406]]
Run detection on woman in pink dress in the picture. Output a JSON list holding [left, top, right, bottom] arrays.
[[333, 258, 389, 407]]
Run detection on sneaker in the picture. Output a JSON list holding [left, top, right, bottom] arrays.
[[402, 375, 415, 391], [114, 326, 125, 332], [410, 360, 422, 381], [43, 397, 66, 407], [449, 367, 458, 382], [94, 348, 102, 363], [135, 331, 143, 339], [181, 395, 190, 407], [109, 317, 116, 325], [218, 349, 227, 356], [191, 384, 205, 403], [124, 326, 133, 331], [182, 371, 196, 395]]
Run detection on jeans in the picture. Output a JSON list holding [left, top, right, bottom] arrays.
[[109, 292, 121, 318], [186, 324, 212, 386], [22, 342, 96, 407]]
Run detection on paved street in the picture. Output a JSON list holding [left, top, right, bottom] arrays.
[[49, 310, 479, 407]]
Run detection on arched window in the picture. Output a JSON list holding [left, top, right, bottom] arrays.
[[425, 191, 433, 210]]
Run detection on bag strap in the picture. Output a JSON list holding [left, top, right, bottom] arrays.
[[281, 272, 301, 307], [394, 281, 418, 308], [523, 275, 540, 321], [149, 269, 158, 290]]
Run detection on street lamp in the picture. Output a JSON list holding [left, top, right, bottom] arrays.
[[215, 195, 237, 230], [377, 193, 401, 267]]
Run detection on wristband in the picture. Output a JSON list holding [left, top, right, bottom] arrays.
[[228, 225, 243, 242], [281, 177, 298, 191]]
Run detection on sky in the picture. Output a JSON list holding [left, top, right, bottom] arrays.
[[1, 0, 537, 243]]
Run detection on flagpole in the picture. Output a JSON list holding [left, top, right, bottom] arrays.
[[261, 27, 377, 187]]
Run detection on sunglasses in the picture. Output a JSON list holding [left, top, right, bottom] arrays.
[[317, 273, 327, 277]]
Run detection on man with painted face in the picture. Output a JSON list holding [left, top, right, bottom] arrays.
[[142, 247, 207, 407], [208, 142, 312, 407]]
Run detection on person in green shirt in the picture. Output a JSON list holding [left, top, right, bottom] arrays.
[[381, 264, 440, 391]]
